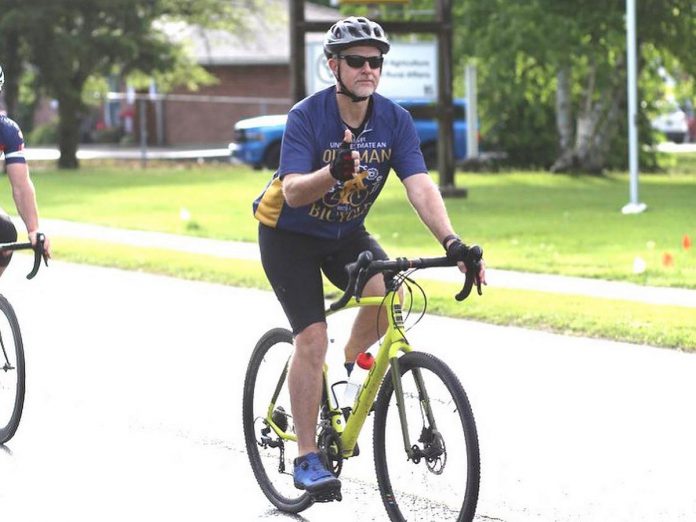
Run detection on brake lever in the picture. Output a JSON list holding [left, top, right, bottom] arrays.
[[455, 271, 479, 301], [329, 250, 373, 311], [26, 233, 48, 280], [454, 245, 483, 302], [354, 266, 369, 302]]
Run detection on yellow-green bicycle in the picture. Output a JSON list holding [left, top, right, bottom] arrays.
[[243, 248, 483, 521]]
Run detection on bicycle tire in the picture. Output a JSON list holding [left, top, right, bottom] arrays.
[[0, 295, 25, 444], [242, 327, 313, 513], [373, 351, 480, 521]]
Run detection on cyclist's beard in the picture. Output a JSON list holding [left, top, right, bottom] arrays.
[[336, 67, 378, 103]]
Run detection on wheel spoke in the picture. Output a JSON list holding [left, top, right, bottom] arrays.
[[242, 328, 312, 513], [0, 296, 25, 444], [373, 351, 480, 521]]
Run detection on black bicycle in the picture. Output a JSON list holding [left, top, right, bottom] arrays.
[[0, 233, 48, 444]]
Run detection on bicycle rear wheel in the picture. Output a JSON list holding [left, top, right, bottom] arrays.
[[0, 295, 25, 444], [242, 327, 313, 513], [373, 351, 480, 521]]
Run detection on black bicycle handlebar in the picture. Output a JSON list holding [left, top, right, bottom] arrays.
[[329, 246, 484, 311], [0, 233, 48, 279]]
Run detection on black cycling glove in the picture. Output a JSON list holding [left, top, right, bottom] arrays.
[[446, 239, 468, 262], [446, 239, 483, 268], [446, 239, 485, 300], [330, 140, 355, 182]]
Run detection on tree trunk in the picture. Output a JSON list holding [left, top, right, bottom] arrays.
[[586, 85, 623, 172], [555, 66, 573, 152], [551, 57, 625, 174], [550, 66, 575, 171], [57, 93, 82, 169], [2, 31, 21, 118]]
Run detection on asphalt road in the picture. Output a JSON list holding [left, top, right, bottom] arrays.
[[1, 260, 696, 521]]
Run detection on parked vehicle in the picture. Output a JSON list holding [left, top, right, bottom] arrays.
[[651, 105, 689, 144], [229, 99, 472, 170]]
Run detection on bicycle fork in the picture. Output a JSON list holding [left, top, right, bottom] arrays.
[[391, 356, 442, 464], [0, 331, 13, 372]]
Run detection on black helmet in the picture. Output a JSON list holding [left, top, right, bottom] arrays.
[[323, 17, 390, 58]]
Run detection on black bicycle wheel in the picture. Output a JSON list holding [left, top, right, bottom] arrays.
[[0, 295, 25, 445], [373, 351, 480, 521], [242, 327, 313, 513]]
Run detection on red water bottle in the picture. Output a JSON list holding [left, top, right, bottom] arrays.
[[344, 352, 374, 408], [356, 352, 375, 370]]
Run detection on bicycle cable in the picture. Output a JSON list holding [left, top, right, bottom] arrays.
[[372, 269, 428, 348], [397, 269, 428, 333]]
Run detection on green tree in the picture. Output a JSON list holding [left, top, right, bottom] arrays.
[[0, 0, 28, 121], [448, 0, 695, 172], [0, 0, 261, 169]]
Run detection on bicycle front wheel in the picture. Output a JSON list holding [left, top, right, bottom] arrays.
[[242, 327, 312, 513], [373, 351, 480, 522], [0, 295, 25, 444]]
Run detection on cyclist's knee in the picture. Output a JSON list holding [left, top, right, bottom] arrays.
[[362, 272, 386, 297], [0, 213, 17, 268], [294, 322, 328, 364], [362, 272, 404, 302]]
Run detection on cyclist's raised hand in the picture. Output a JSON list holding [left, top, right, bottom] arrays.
[[330, 129, 360, 182]]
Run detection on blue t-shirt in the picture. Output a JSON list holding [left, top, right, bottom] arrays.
[[0, 115, 26, 165], [253, 87, 426, 240]]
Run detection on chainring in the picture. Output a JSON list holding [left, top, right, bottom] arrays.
[[318, 428, 343, 477]]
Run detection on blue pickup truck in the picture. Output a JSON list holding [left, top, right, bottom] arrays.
[[229, 99, 471, 170]]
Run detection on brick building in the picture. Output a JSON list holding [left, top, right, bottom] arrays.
[[139, 0, 338, 146]]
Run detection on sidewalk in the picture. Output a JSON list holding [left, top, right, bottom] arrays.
[[25, 145, 231, 162], [39, 217, 696, 309]]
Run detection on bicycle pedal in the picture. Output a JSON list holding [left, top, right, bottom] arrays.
[[310, 486, 342, 503]]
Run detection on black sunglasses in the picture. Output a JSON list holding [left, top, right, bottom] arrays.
[[338, 54, 384, 70]]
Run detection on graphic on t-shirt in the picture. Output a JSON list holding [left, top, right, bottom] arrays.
[[338, 168, 370, 205], [253, 87, 426, 240]]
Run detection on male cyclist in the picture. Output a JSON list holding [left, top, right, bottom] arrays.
[[0, 64, 51, 272], [252, 16, 485, 500]]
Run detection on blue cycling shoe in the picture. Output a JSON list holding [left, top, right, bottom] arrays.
[[293, 452, 342, 502]]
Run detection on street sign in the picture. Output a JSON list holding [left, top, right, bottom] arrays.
[[306, 41, 437, 100]]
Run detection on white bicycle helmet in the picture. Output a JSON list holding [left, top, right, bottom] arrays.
[[323, 17, 390, 58]]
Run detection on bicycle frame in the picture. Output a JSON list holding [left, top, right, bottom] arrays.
[[262, 288, 438, 461], [326, 293, 412, 458]]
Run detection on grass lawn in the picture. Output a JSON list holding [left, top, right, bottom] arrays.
[[5, 157, 695, 350], [50, 237, 696, 351], [19, 158, 696, 288]]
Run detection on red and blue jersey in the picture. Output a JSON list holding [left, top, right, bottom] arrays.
[[253, 87, 426, 240], [0, 115, 26, 165]]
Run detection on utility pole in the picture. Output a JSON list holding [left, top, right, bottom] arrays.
[[622, 0, 646, 214]]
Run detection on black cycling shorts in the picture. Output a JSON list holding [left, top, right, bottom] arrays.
[[258, 223, 388, 335], [0, 211, 17, 267]]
